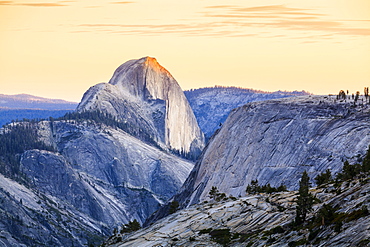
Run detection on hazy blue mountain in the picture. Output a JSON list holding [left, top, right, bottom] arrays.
[[0, 94, 77, 127], [0, 108, 73, 127], [184, 86, 310, 138], [0, 94, 77, 110]]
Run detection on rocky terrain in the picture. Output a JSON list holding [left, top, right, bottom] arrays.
[[104, 175, 370, 247], [184, 87, 310, 138], [0, 120, 194, 246], [78, 57, 205, 159], [171, 95, 370, 209], [1, 56, 369, 247]]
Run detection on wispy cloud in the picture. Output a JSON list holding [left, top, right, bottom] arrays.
[[20, 3, 67, 7], [0, 1, 68, 7], [0, 1, 13, 4], [110, 1, 134, 4], [202, 5, 370, 38], [72, 4, 370, 40]]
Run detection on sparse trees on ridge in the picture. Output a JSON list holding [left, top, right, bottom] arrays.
[[209, 186, 227, 202], [315, 169, 332, 186], [246, 179, 287, 194], [120, 219, 141, 234], [337, 90, 346, 100]]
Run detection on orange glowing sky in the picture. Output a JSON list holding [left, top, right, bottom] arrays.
[[1, 0, 369, 102]]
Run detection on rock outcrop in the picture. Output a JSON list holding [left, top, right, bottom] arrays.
[[174, 95, 370, 207], [106, 176, 370, 247], [77, 57, 205, 158]]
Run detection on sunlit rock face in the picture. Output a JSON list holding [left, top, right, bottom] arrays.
[[175, 95, 370, 206], [77, 57, 205, 158]]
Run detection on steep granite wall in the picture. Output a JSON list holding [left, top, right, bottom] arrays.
[[176, 95, 370, 206]]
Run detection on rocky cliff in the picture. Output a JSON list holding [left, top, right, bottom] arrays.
[[77, 57, 205, 158], [172, 95, 370, 208], [184, 87, 310, 138]]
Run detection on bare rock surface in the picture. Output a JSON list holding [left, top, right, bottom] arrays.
[[176, 95, 370, 207], [0, 119, 194, 246], [106, 177, 370, 247]]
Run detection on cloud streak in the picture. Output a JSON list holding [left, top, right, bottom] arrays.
[[110, 1, 134, 4], [0, 1, 68, 7], [72, 4, 370, 39], [202, 5, 370, 37]]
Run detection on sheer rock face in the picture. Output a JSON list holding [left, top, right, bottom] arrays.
[[77, 57, 205, 157], [176, 95, 370, 206]]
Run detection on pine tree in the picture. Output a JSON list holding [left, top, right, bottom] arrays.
[[120, 219, 141, 233], [315, 169, 332, 186], [362, 145, 370, 173], [295, 171, 314, 225], [169, 200, 179, 214], [209, 186, 226, 202]]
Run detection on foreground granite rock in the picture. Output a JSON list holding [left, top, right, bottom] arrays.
[[105, 176, 370, 247]]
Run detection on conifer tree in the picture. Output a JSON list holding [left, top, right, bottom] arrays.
[[295, 171, 313, 225], [362, 145, 370, 173], [169, 200, 179, 214], [315, 169, 332, 186]]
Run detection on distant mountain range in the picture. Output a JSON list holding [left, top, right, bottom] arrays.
[[184, 86, 310, 138], [0, 87, 310, 134], [0, 93, 78, 110], [0, 94, 78, 127]]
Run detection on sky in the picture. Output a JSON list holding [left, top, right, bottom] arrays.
[[0, 0, 369, 102]]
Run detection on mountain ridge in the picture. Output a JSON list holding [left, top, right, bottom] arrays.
[[184, 86, 311, 138], [0, 93, 77, 109]]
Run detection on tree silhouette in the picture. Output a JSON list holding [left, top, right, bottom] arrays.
[[295, 171, 314, 225]]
